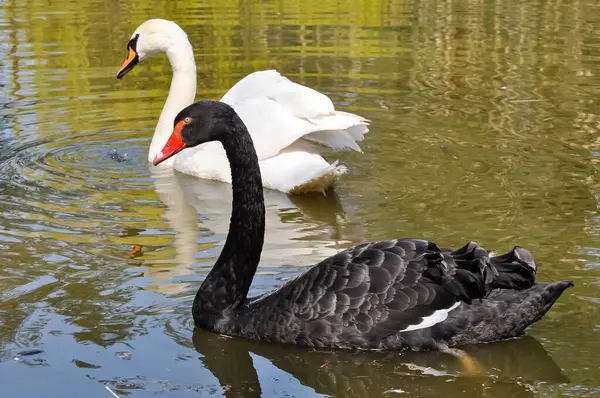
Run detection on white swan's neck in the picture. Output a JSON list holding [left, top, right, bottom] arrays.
[[148, 40, 197, 163]]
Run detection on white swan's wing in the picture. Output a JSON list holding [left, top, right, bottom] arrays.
[[220, 70, 369, 159], [220, 70, 333, 115], [231, 97, 323, 160]]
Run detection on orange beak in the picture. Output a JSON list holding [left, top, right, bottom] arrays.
[[117, 47, 139, 79], [153, 120, 187, 165]]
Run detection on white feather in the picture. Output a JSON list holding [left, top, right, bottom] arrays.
[[400, 302, 461, 332], [174, 142, 347, 193]]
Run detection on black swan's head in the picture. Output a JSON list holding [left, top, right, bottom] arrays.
[[153, 100, 239, 166]]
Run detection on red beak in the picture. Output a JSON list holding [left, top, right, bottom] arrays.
[[153, 120, 187, 165]]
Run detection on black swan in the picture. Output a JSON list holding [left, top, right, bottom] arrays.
[[153, 100, 573, 354]]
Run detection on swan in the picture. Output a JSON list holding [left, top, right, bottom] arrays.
[[152, 100, 573, 355], [117, 19, 369, 194]]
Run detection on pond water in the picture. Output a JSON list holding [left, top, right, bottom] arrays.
[[1, 0, 599, 397]]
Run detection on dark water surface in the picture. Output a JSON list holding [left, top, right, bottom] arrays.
[[1, 0, 599, 397]]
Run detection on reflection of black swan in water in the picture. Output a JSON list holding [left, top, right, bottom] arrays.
[[192, 329, 568, 398], [153, 100, 573, 352]]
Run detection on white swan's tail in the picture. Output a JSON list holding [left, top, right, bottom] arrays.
[[258, 150, 348, 194], [287, 161, 347, 195]]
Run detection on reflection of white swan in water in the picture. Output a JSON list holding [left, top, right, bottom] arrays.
[[143, 167, 363, 294]]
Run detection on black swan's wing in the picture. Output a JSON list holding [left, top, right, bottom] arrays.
[[248, 239, 537, 347]]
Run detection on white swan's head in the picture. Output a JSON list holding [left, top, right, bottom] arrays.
[[117, 19, 190, 79]]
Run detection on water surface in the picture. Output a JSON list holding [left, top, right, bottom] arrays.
[[1, 0, 599, 397]]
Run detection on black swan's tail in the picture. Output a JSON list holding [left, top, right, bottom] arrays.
[[527, 280, 574, 323], [485, 280, 574, 339], [420, 241, 572, 346], [435, 280, 574, 346]]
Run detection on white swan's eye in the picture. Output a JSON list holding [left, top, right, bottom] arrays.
[[183, 117, 192, 124]]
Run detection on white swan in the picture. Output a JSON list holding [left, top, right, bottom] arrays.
[[117, 19, 369, 194]]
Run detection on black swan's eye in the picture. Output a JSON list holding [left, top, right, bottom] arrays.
[[183, 117, 192, 124]]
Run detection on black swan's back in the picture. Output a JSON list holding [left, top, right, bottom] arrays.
[[152, 100, 573, 351], [217, 239, 572, 350]]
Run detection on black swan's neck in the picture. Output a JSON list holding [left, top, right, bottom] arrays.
[[192, 116, 265, 327]]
